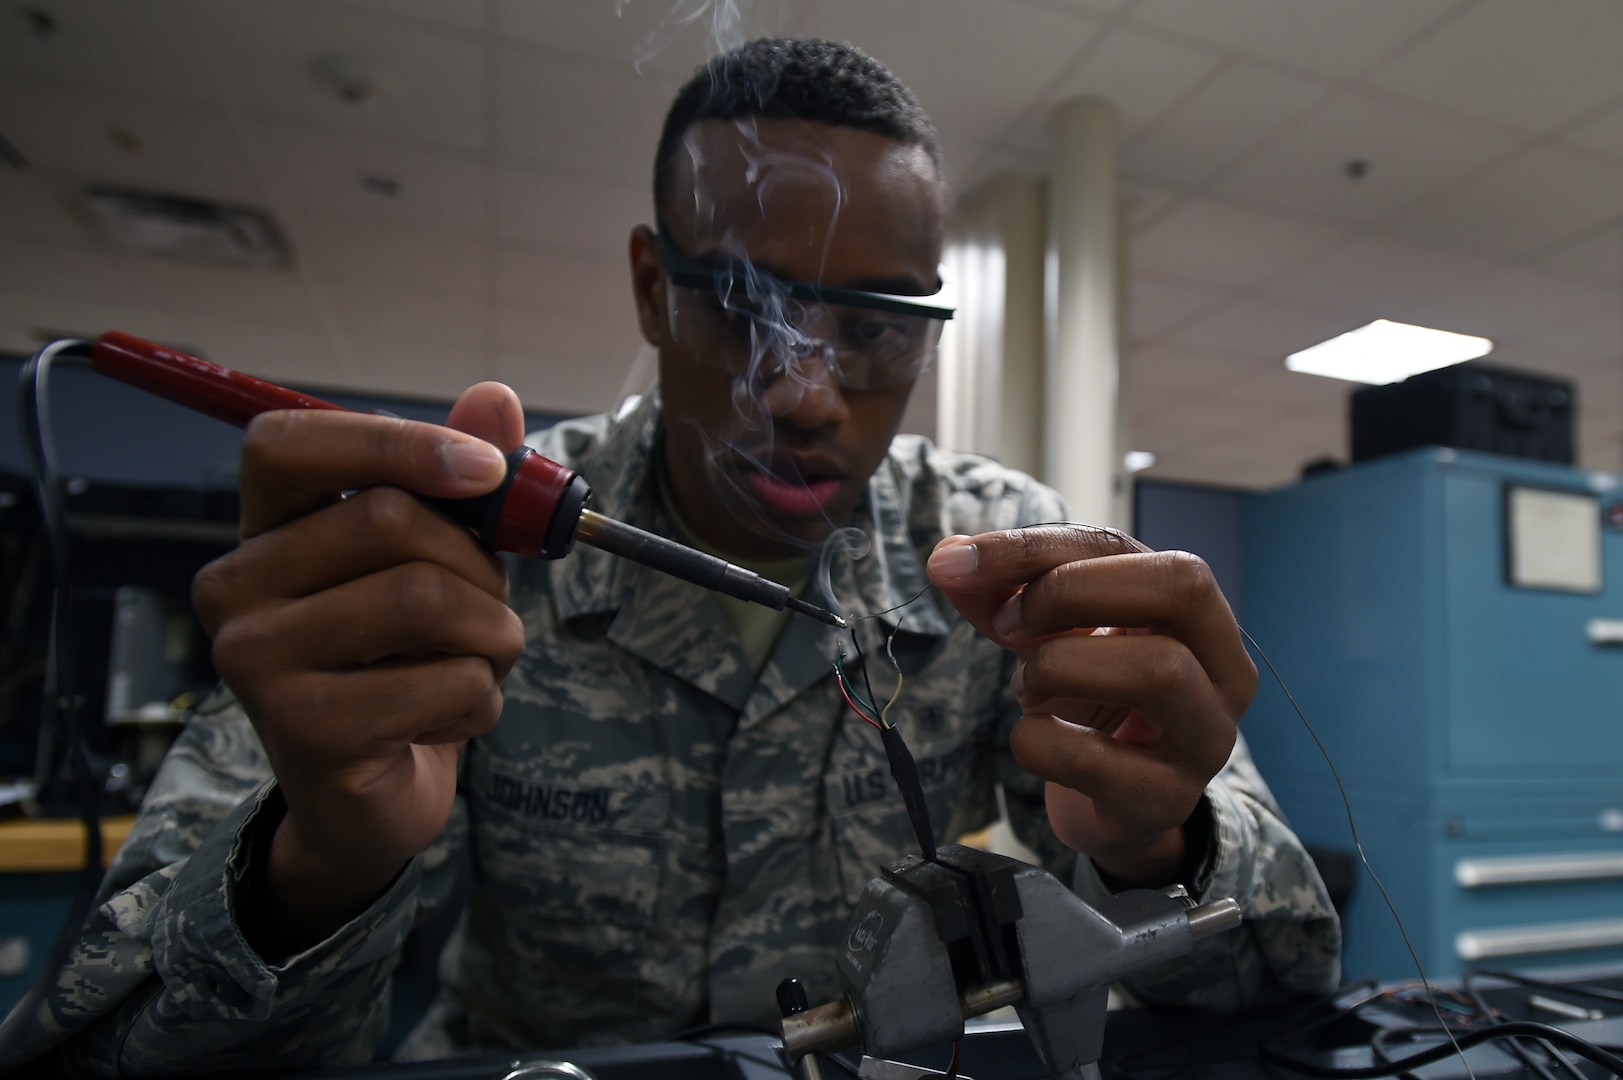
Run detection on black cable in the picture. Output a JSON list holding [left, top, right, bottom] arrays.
[[1259, 1020, 1623, 1078], [1368, 1027, 1423, 1080], [848, 622, 936, 862], [1475, 968, 1623, 1007], [0, 341, 105, 1065], [1460, 970, 1583, 1080]]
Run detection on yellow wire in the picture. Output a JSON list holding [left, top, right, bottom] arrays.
[[879, 669, 904, 728], [879, 614, 906, 728]]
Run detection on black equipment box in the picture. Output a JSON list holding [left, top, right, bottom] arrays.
[[1350, 361, 1576, 464]]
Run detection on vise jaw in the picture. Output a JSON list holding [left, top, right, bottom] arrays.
[[780, 843, 1241, 1080]]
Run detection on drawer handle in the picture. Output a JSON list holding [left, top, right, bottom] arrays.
[[1588, 617, 1623, 645], [1456, 851, 1623, 887], [1456, 917, 1623, 961]]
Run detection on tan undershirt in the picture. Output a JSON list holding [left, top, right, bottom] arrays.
[[656, 472, 809, 675]]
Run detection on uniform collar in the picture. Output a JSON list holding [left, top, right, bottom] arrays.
[[547, 391, 953, 706]]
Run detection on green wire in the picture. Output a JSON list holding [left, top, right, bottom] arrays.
[[832, 652, 878, 715]]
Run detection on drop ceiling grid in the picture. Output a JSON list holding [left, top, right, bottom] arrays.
[[1, 1, 1621, 484]]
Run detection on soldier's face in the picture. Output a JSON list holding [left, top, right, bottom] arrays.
[[633, 118, 945, 561]]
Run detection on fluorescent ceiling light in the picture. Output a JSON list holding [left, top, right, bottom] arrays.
[[1285, 319, 1492, 385], [1124, 450, 1157, 473]]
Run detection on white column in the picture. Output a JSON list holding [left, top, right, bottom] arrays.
[[937, 174, 1046, 477], [1046, 97, 1123, 528]]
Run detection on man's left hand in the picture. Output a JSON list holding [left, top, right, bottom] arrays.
[[926, 525, 1257, 888]]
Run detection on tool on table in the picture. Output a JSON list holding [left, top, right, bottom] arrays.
[[82, 331, 846, 628], [778, 844, 1242, 1080]]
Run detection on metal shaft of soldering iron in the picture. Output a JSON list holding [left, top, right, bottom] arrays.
[[87, 331, 847, 628], [574, 509, 843, 626]]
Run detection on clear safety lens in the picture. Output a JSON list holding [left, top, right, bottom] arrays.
[[669, 284, 943, 390]]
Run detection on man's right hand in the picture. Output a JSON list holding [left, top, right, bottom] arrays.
[[191, 383, 528, 956]]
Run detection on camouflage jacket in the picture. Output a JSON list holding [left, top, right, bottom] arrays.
[[9, 392, 1340, 1076]]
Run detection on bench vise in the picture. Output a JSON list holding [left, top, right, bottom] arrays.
[[778, 843, 1242, 1080]]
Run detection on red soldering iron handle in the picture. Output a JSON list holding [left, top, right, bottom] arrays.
[[89, 330, 590, 560]]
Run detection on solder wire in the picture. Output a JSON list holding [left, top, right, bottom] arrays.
[[1241, 626, 1477, 1080]]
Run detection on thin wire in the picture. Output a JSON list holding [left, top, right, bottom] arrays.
[[832, 652, 878, 716], [0, 341, 105, 1067], [848, 624, 885, 728], [1460, 971, 1584, 1080], [1239, 625, 1476, 1080], [880, 613, 906, 726], [836, 673, 883, 731], [851, 580, 934, 624]]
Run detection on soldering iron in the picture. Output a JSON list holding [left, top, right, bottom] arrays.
[[86, 330, 848, 628]]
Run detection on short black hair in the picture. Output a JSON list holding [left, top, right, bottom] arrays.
[[653, 37, 943, 223]]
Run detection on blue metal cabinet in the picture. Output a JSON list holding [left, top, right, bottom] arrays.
[[1242, 447, 1623, 981]]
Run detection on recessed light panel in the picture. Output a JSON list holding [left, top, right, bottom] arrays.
[[1285, 319, 1492, 385]]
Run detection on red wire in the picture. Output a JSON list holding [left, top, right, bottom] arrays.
[[835, 671, 883, 730]]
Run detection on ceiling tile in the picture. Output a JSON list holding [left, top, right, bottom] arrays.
[[327, 283, 484, 347], [1368, 0, 1623, 132], [1128, 273, 1225, 341], [0, 239, 315, 329], [0, 242, 139, 312], [494, 166, 648, 261], [495, 45, 668, 184], [335, 0, 487, 34], [0, 284, 339, 383], [192, 0, 487, 153], [499, 0, 808, 78], [1166, 294, 1367, 358], [494, 246, 631, 311], [0, 173, 97, 245], [1124, 180, 1183, 228], [796, 0, 1103, 143], [347, 330, 492, 399], [287, 215, 487, 295], [1126, 341, 1275, 399], [1417, 266, 1616, 340], [0, 78, 262, 202], [0, 0, 217, 106], [1259, 232, 1504, 316], [1563, 101, 1623, 162], [251, 120, 485, 236], [1506, 309, 1623, 362], [1002, 24, 1224, 155], [494, 335, 643, 416], [1131, 196, 1347, 291], [1389, 143, 1623, 257], [1539, 222, 1623, 284], [1129, 0, 1460, 77], [1215, 92, 1518, 224], [1122, 61, 1329, 188], [494, 298, 644, 364], [1023, 0, 1129, 15]]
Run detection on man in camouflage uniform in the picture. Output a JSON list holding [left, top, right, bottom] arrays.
[[3, 38, 1340, 1076]]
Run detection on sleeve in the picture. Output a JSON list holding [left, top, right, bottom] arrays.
[[1, 687, 464, 1077], [986, 475, 1342, 1010], [1068, 734, 1343, 1010]]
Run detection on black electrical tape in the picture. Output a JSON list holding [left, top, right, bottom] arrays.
[[880, 724, 937, 862]]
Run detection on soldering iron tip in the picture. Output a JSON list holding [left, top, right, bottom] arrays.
[[787, 596, 847, 628]]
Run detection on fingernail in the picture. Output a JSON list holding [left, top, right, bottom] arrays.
[[443, 439, 506, 483], [1010, 661, 1026, 697], [929, 539, 978, 580], [992, 594, 1022, 638]]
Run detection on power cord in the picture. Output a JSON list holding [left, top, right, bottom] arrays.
[[0, 340, 106, 1066]]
